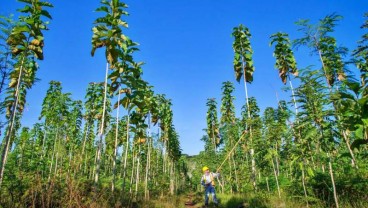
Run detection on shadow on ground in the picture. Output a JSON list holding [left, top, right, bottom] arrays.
[[217, 195, 268, 208], [182, 192, 272, 208]]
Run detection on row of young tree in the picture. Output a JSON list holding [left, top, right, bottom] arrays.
[[194, 13, 368, 208], [0, 0, 184, 207]]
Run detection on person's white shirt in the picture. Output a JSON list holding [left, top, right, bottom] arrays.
[[201, 172, 220, 185]]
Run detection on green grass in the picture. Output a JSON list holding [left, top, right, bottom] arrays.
[[137, 191, 368, 208]]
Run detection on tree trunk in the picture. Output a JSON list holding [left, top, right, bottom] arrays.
[[301, 160, 309, 208], [250, 148, 256, 190], [163, 139, 166, 174], [144, 136, 151, 200], [271, 157, 281, 198], [134, 144, 141, 198], [129, 144, 136, 194], [48, 129, 59, 183], [228, 158, 233, 194], [289, 77, 299, 115], [40, 126, 48, 179], [122, 109, 130, 194], [342, 130, 358, 169], [211, 124, 216, 153], [54, 151, 59, 176], [144, 114, 151, 200], [0, 58, 25, 187], [112, 88, 121, 193], [241, 50, 256, 191], [275, 143, 280, 176], [266, 177, 270, 192], [169, 161, 174, 195], [328, 153, 339, 208], [80, 123, 90, 173], [94, 63, 109, 184], [91, 142, 98, 180]]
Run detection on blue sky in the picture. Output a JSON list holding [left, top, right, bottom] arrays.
[[1, 0, 367, 155]]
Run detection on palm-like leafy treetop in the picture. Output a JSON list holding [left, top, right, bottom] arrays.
[[270, 32, 298, 84], [91, 0, 130, 68], [7, 0, 53, 60], [0, 0, 53, 187], [232, 24, 255, 83]]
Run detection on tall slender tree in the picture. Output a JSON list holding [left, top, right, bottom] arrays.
[[91, 0, 130, 185], [270, 32, 299, 114], [232, 24, 257, 190], [294, 13, 346, 88], [0, 0, 53, 187], [220, 81, 239, 192], [295, 13, 356, 174], [206, 98, 220, 153]]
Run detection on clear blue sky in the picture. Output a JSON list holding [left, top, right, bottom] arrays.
[[1, 0, 367, 155]]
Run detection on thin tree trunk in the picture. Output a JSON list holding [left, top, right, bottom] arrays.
[[91, 141, 98, 180], [212, 123, 216, 153], [289, 77, 298, 115], [169, 161, 174, 195], [80, 123, 90, 172], [40, 126, 47, 179], [250, 148, 256, 190], [0, 58, 25, 187], [315, 40, 332, 90], [228, 158, 233, 194], [328, 153, 339, 208], [84, 146, 90, 177], [122, 109, 130, 194], [271, 157, 281, 198], [135, 144, 141, 198], [129, 144, 136, 194], [112, 88, 121, 192], [258, 171, 261, 182], [342, 130, 358, 169], [301, 160, 309, 208], [175, 166, 178, 194], [163, 139, 167, 174], [232, 156, 239, 192], [94, 63, 109, 184], [144, 136, 151, 200], [54, 152, 59, 176], [240, 48, 256, 191], [48, 129, 59, 183], [275, 142, 280, 176], [144, 114, 151, 200]]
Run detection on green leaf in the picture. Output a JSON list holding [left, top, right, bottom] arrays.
[[358, 97, 368, 106], [40, 10, 52, 19], [38, 1, 53, 7], [96, 6, 109, 13], [362, 118, 368, 126], [355, 125, 364, 139], [307, 167, 314, 177], [18, 5, 32, 13]]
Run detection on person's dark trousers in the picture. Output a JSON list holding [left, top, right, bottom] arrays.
[[204, 185, 218, 205]]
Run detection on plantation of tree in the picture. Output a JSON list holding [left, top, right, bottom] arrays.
[[0, 0, 367, 208]]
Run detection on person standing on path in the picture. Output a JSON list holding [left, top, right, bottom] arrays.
[[200, 166, 220, 207]]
